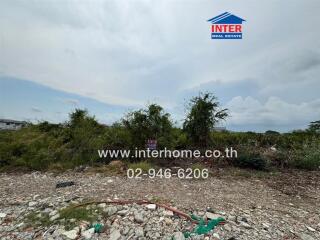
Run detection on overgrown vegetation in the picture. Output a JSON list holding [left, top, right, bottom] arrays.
[[0, 93, 319, 171], [59, 206, 98, 223], [127, 161, 154, 172], [183, 93, 228, 147], [24, 206, 100, 231], [25, 212, 51, 228]]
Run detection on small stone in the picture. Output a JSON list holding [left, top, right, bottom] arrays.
[[82, 228, 95, 239], [134, 211, 144, 223], [104, 206, 118, 216], [33, 194, 40, 200], [164, 210, 174, 217], [206, 212, 223, 220], [299, 233, 315, 240], [79, 221, 90, 231], [239, 221, 252, 229], [117, 209, 128, 216], [146, 204, 157, 210], [98, 203, 107, 208], [49, 210, 58, 216], [43, 208, 52, 213], [50, 213, 60, 221], [107, 179, 113, 183], [164, 217, 173, 225], [121, 226, 130, 235], [217, 211, 226, 215], [28, 201, 37, 207], [62, 229, 78, 239], [306, 226, 316, 232], [0, 213, 7, 218], [135, 226, 144, 237], [212, 233, 220, 239], [109, 229, 121, 240], [16, 222, 25, 229], [172, 231, 185, 240], [224, 225, 232, 231]]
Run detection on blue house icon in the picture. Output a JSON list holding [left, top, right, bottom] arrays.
[[208, 12, 246, 39], [207, 12, 245, 24]]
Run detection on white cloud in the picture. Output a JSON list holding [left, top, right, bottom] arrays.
[[31, 107, 42, 113], [0, 0, 320, 131], [225, 96, 320, 131], [62, 98, 79, 106]]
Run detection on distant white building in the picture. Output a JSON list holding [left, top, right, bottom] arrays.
[[213, 126, 227, 132], [0, 119, 27, 130]]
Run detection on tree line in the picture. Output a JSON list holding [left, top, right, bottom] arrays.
[[0, 92, 319, 171]]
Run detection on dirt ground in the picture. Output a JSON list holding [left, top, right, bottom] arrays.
[[0, 168, 319, 239]]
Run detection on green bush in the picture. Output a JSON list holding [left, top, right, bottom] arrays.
[[127, 161, 154, 172], [290, 141, 320, 170], [235, 150, 268, 171], [0, 106, 319, 172]]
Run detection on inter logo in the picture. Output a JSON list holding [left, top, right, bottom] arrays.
[[207, 12, 246, 39]]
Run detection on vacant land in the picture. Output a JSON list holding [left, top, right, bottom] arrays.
[[0, 169, 319, 239]]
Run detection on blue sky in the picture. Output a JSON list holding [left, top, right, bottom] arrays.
[[0, 76, 128, 124], [1, 0, 320, 132]]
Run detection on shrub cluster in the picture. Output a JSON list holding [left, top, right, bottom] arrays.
[[0, 105, 319, 171]]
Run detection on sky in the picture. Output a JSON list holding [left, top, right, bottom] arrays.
[[0, 0, 320, 132]]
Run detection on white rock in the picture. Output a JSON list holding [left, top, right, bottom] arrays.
[[217, 211, 226, 215], [104, 206, 117, 216], [212, 233, 220, 239], [299, 233, 315, 240], [135, 227, 144, 237], [306, 226, 316, 232], [134, 211, 144, 223], [205, 212, 223, 220], [0, 213, 7, 218], [107, 179, 113, 183], [62, 229, 78, 239], [109, 229, 121, 240], [79, 221, 90, 231], [224, 225, 232, 231], [28, 201, 37, 207], [117, 209, 128, 216], [146, 204, 157, 210], [43, 208, 52, 213], [16, 222, 25, 228], [240, 221, 252, 229], [164, 217, 173, 225], [82, 228, 95, 239], [164, 210, 174, 217], [50, 213, 60, 221], [172, 232, 185, 240], [98, 203, 107, 208], [33, 194, 40, 200], [49, 210, 58, 216]]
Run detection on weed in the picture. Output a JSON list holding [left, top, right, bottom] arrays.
[[24, 212, 51, 227], [127, 161, 154, 172], [59, 206, 97, 222]]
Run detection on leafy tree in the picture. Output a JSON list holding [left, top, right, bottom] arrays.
[[64, 109, 105, 165], [265, 130, 280, 135], [183, 93, 228, 147], [309, 120, 320, 133], [122, 104, 174, 148]]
